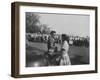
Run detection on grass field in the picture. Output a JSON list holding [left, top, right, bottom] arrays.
[[26, 42, 89, 67]]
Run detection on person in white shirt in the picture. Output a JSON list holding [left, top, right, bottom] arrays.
[[60, 34, 71, 65]]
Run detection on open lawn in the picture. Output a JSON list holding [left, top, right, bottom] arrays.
[[26, 42, 89, 67]]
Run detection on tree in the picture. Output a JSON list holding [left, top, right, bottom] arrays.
[[40, 24, 51, 34], [26, 12, 41, 33]]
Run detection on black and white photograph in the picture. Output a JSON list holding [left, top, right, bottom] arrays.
[[26, 12, 90, 67], [11, 2, 97, 78]]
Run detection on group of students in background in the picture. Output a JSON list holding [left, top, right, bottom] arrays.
[[26, 32, 89, 47]]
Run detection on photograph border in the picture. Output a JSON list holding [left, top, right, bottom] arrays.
[[11, 2, 98, 78]]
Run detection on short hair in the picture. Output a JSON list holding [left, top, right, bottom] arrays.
[[50, 31, 56, 34]]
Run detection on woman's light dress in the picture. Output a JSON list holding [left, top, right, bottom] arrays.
[[60, 40, 71, 65]]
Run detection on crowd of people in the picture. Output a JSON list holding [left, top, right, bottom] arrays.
[[26, 31, 90, 66], [26, 32, 89, 47]]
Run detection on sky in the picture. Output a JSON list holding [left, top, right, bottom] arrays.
[[38, 13, 90, 37]]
